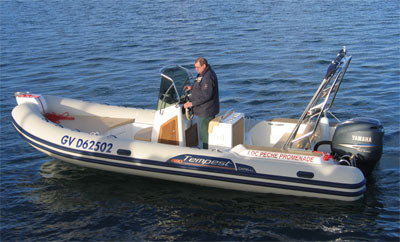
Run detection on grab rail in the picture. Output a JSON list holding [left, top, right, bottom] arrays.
[[282, 47, 352, 150]]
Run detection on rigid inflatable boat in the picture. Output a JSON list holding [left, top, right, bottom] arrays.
[[11, 47, 384, 201]]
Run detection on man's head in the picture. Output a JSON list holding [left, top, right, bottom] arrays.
[[195, 57, 208, 74]]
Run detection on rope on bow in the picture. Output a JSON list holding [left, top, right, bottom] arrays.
[[45, 112, 75, 124]]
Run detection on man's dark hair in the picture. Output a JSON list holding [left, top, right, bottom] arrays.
[[195, 57, 208, 66]]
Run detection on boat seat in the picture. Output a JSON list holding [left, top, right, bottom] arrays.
[[104, 118, 135, 132], [269, 118, 298, 124], [273, 130, 309, 149], [134, 127, 153, 142], [273, 121, 328, 149], [58, 115, 135, 134], [273, 132, 291, 149]]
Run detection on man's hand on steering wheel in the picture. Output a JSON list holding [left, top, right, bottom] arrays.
[[184, 102, 193, 109], [184, 85, 192, 92]]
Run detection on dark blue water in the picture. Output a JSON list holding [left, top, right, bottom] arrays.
[[1, 0, 399, 241]]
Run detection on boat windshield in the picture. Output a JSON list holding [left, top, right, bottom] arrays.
[[157, 65, 192, 110]]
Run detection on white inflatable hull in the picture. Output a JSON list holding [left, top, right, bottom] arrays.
[[12, 94, 366, 201]]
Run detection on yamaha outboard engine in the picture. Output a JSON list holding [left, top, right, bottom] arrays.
[[331, 118, 384, 176]]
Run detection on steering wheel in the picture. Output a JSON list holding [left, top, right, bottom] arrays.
[[179, 89, 194, 121], [185, 107, 194, 120]]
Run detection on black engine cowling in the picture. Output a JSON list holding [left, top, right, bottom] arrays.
[[331, 118, 384, 176]]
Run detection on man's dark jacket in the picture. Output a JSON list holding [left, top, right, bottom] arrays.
[[191, 65, 219, 117]]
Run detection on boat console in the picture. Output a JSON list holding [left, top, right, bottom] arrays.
[[155, 65, 246, 150]]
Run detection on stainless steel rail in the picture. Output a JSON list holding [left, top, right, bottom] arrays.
[[282, 47, 352, 150]]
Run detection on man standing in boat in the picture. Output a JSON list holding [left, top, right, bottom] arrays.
[[184, 57, 220, 149]]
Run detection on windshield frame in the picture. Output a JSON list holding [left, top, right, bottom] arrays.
[[157, 65, 193, 110]]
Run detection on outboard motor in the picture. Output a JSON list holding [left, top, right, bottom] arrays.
[[331, 118, 384, 176]]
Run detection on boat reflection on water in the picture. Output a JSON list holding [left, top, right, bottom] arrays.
[[24, 158, 384, 241]]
